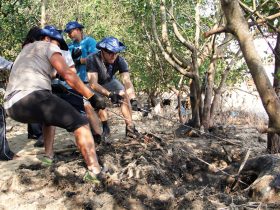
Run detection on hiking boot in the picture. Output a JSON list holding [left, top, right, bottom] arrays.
[[126, 125, 142, 139], [93, 134, 105, 145], [102, 124, 111, 143], [102, 125, 111, 137], [34, 135, 44, 147]]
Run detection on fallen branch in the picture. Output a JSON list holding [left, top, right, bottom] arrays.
[[180, 148, 249, 186]]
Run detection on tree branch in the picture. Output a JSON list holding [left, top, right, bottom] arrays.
[[151, 10, 194, 78], [160, 0, 189, 68]]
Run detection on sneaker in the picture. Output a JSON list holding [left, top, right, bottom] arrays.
[[34, 135, 44, 147], [83, 169, 107, 185], [40, 156, 54, 166], [126, 125, 142, 139]]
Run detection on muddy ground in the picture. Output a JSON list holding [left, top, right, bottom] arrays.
[[0, 103, 280, 210]]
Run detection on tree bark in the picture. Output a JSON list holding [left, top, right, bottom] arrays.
[[41, 0, 47, 28], [221, 0, 280, 132], [202, 58, 216, 130], [267, 33, 280, 153]]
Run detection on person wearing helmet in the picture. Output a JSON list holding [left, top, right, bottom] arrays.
[[86, 36, 141, 140], [4, 26, 106, 181], [64, 21, 98, 82], [63, 21, 108, 143]]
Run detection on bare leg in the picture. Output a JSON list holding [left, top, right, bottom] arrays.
[[98, 109, 108, 122], [121, 93, 133, 126], [43, 125, 56, 158], [84, 103, 102, 135], [74, 124, 101, 174]]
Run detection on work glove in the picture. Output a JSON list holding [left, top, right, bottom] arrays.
[[71, 48, 82, 66], [71, 48, 82, 60], [74, 59, 81, 66], [108, 92, 123, 104], [88, 94, 106, 110], [130, 99, 141, 111]]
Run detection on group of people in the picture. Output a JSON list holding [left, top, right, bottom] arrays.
[[0, 21, 141, 182]]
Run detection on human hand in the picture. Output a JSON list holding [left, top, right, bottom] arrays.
[[71, 48, 82, 59], [130, 99, 141, 111], [108, 92, 123, 104], [88, 94, 106, 110], [74, 59, 81, 66]]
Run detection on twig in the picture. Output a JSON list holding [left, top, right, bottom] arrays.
[[237, 149, 251, 175]]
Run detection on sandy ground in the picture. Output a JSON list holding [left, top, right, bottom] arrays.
[[0, 105, 279, 210], [0, 118, 77, 210]]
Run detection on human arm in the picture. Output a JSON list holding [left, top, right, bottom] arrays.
[[88, 72, 110, 97], [121, 72, 141, 110], [50, 53, 105, 108], [88, 71, 123, 104], [121, 72, 136, 99], [74, 37, 97, 65], [0, 56, 13, 71], [52, 50, 76, 78]]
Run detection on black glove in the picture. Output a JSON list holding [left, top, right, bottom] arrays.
[[71, 48, 82, 59], [130, 99, 140, 111], [88, 94, 106, 110], [108, 92, 123, 104], [74, 59, 81, 66]]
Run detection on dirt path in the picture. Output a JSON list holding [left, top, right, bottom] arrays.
[[0, 107, 279, 209]]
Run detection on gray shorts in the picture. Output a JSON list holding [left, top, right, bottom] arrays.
[[6, 90, 88, 132], [102, 78, 125, 92]]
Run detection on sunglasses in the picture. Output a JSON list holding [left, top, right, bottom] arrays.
[[103, 48, 116, 55]]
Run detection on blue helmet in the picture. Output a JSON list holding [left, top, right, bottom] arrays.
[[40, 27, 68, 51], [44, 25, 62, 34], [64, 21, 84, 33], [96, 36, 126, 53]]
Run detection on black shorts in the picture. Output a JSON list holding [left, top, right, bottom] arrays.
[[55, 89, 85, 113], [6, 90, 88, 132]]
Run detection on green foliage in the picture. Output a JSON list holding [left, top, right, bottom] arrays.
[[242, 0, 279, 30], [0, 0, 40, 60], [0, 0, 277, 97]]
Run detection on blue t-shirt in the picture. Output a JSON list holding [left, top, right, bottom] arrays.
[[68, 35, 98, 82]]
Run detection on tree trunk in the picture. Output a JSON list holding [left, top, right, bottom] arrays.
[[41, 0, 47, 28], [221, 0, 280, 132], [267, 33, 280, 153], [202, 59, 216, 130], [189, 77, 201, 128]]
